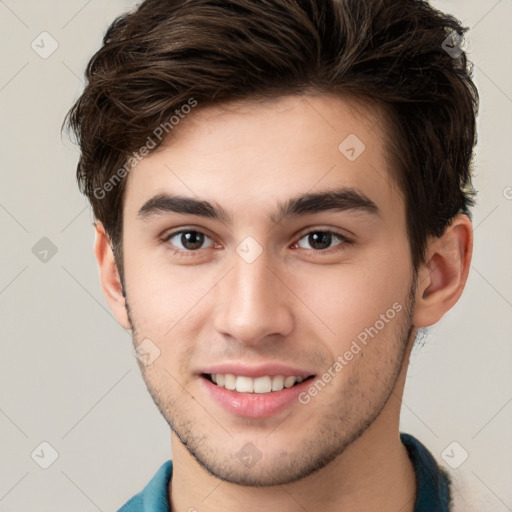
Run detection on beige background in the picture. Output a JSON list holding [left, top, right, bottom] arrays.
[[0, 0, 511, 510]]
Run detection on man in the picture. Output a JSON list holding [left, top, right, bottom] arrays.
[[63, 0, 478, 510]]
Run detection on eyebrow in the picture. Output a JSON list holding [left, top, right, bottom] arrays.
[[137, 187, 380, 225]]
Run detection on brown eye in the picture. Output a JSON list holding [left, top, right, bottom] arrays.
[[296, 230, 349, 252], [165, 230, 213, 252]]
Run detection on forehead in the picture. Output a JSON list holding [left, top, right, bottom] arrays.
[[123, 94, 402, 225]]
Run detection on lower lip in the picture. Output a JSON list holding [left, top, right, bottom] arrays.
[[199, 376, 314, 418]]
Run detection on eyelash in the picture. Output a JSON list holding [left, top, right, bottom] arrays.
[[162, 228, 353, 257]]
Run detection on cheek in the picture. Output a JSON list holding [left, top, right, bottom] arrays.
[[124, 251, 218, 344], [123, 246, 180, 329], [302, 245, 411, 346]]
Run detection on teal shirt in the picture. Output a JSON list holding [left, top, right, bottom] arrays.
[[117, 432, 452, 511]]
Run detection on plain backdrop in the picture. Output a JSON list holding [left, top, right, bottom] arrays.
[[0, 1, 511, 511]]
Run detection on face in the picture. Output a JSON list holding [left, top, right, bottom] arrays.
[[120, 94, 417, 486]]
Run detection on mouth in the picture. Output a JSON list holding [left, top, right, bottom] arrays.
[[199, 371, 318, 418], [201, 373, 316, 394]]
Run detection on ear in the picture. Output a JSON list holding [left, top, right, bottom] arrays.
[[413, 213, 473, 328], [94, 222, 131, 330]]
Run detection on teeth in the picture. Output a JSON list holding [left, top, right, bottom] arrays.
[[285, 376, 298, 388], [224, 374, 236, 391], [253, 376, 272, 393], [271, 375, 284, 390], [209, 374, 307, 393], [236, 376, 254, 393]]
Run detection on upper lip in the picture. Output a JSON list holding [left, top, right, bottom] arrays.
[[199, 363, 316, 379]]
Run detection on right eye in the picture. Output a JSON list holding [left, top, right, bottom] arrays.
[[164, 229, 216, 255]]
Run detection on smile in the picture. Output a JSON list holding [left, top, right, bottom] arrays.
[[204, 373, 314, 393]]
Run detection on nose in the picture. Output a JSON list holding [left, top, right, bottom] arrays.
[[213, 248, 294, 346]]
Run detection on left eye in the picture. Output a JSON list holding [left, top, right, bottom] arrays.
[[295, 230, 348, 251]]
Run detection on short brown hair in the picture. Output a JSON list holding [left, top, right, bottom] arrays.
[[62, 0, 478, 280]]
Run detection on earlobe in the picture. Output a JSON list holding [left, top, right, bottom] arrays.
[[94, 222, 131, 330], [413, 214, 473, 328]]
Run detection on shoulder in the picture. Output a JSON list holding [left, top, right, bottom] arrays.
[[446, 464, 509, 512], [401, 433, 506, 512], [116, 460, 173, 512], [400, 432, 452, 511]]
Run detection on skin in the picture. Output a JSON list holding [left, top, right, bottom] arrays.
[[95, 94, 473, 512]]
